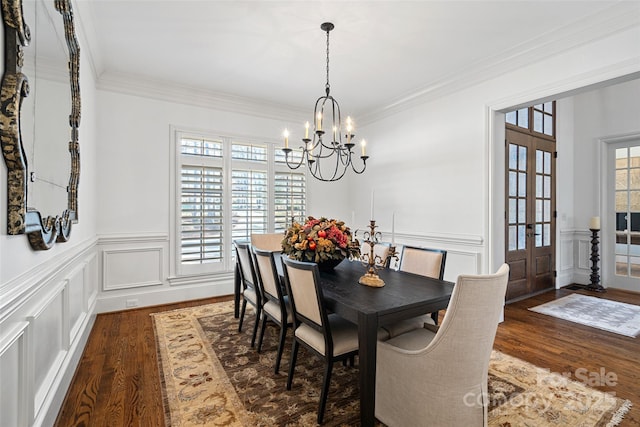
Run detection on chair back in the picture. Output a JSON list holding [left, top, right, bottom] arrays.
[[251, 233, 284, 252], [252, 248, 284, 304], [398, 245, 447, 279], [281, 258, 326, 330], [234, 241, 259, 292], [361, 242, 393, 268], [428, 264, 510, 383]]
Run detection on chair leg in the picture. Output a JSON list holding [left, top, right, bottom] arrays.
[[318, 360, 334, 424], [274, 324, 287, 374], [431, 310, 439, 325], [286, 340, 299, 390], [250, 307, 261, 348], [257, 312, 268, 353], [238, 299, 248, 332]]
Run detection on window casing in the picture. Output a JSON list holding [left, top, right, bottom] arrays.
[[175, 131, 305, 276]]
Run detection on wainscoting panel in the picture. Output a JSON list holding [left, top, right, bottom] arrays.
[[0, 321, 29, 427], [558, 229, 576, 287], [29, 283, 67, 419], [102, 247, 163, 290], [67, 266, 87, 346], [441, 249, 482, 282], [96, 234, 234, 312], [0, 239, 98, 427], [578, 238, 591, 270], [85, 253, 99, 311]]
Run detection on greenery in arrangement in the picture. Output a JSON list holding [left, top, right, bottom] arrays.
[[282, 216, 360, 263]]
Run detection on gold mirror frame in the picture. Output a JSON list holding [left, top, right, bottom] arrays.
[[1, 0, 80, 250]]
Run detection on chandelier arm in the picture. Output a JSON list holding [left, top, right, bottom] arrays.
[[351, 155, 368, 174], [283, 150, 306, 170]]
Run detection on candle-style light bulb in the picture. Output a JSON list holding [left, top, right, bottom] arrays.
[[347, 116, 353, 143], [333, 126, 337, 142], [316, 112, 322, 131], [304, 121, 309, 139], [283, 128, 289, 149], [361, 139, 367, 156]]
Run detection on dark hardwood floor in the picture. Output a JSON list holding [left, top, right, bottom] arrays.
[[54, 288, 640, 426]]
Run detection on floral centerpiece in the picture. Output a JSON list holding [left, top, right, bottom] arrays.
[[282, 216, 360, 269]]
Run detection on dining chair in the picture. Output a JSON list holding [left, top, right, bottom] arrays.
[[381, 245, 447, 338], [375, 264, 510, 427], [251, 232, 284, 252], [234, 241, 262, 348], [360, 242, 393, 268], [281, 257, 359, 424], [252, 247, 292, 374]]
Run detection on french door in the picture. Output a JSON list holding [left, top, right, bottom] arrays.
[[606, 140, 640, 291], [505, 127, 556, 301]]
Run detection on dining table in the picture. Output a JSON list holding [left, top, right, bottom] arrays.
[[273, 256, 455, 426]]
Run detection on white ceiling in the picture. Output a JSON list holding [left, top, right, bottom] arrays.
[[74, 0, 639, 119]]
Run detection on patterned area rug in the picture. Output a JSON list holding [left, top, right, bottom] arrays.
[[529, 293, 640, 337], [151, 301, 631, 426]]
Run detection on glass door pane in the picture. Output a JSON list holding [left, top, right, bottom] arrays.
[[614, 146, 640, 278]]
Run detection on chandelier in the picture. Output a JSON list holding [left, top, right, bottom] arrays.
[[282, 22, 368, 182]]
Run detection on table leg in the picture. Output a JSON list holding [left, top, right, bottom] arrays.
[[358, 312, 378, 427]]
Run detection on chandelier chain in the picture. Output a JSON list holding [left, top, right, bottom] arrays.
[[325, 28, 330, 95]]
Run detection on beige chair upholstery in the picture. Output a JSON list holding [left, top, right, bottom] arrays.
[[375, 264, 510, 427], [360, 242, 393, 268], [399, 246, 446, 279], [382, 246, 447, 337], [282, 257, 359, 424], [252, 247, 292, 374], [234, 241, 262, 347], [251, 232, 284, 252]]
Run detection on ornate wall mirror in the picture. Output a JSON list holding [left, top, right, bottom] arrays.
[[1, 0, 80, 250]]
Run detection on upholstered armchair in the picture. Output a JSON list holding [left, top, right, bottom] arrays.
[[375, 264, 509, 427]]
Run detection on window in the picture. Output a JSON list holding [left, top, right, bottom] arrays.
[[175, 131, 305, 276], [506, 102, 555, 138]]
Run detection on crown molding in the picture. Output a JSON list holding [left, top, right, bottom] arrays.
[[96, 71, 308, 122], [358, 2, 640, 125]]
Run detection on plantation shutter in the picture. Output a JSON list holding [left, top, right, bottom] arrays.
[[180, 165, 224, 265], [231, 169, 268, 242], [274, 172, 306, 232]]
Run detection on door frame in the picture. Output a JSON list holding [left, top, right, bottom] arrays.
[[600, 132, 640, 290]]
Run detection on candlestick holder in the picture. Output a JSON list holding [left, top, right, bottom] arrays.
[[357, 220, 398, 287], [586, 228, 605, 292]]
